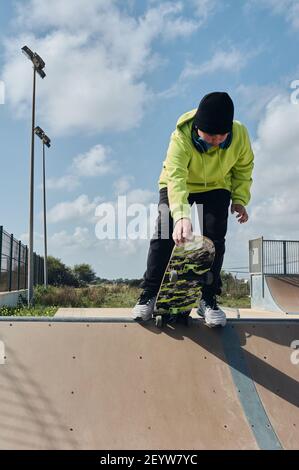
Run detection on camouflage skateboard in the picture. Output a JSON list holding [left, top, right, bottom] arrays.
[[154, 235, 215, 328]]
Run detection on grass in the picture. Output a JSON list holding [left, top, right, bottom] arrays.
[[219, 295, 251, 309], [0, 305, 58, 317], [0, 284, 250, 317]]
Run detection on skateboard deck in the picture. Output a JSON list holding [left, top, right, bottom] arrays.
[[154, 235, 215, 327]]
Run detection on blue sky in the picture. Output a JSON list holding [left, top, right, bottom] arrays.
[[0, 0, 299, 279]]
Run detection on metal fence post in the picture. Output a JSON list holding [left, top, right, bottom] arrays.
[[42, 257, 45, 284], [25, 246, 28, 289], [283, 241, 287, 275], [41, 257, 44, 284], [38, 256, 40, 284], [33, 252, 36, 286], [9, 233, 13, 292], [17, 240, 21, 291]]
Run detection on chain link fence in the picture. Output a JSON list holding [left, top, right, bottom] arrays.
[[0, 226, 44, 292]]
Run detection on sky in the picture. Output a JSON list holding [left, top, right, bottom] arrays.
[[0, 0, 299, 279]]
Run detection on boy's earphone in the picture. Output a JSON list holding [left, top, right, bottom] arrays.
[[191, 125, 233, 154]]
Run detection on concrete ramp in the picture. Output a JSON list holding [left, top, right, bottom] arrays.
[[251, 275, 299, 314], [0, 317, 298, 450], [266, 276, 299, 314]]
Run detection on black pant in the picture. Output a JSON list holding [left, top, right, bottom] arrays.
[[140, 187, 231, 298]]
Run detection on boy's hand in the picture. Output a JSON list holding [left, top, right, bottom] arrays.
[[231, 203, 249, 224], [172, 218, 194, 246]]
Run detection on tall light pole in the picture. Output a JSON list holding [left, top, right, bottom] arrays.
[[22, 46, 46, 306], [35, 126, 51, 287]]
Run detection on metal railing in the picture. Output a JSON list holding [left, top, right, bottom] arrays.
[[263, 240, 299, 275], [249, 237, 299, 275], [0, 226, 44, 292]]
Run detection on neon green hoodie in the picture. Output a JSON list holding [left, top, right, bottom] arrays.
[[158, 109, 254, 224]]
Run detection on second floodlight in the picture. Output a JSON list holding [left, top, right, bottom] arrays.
[[34, 126, 51, 148]]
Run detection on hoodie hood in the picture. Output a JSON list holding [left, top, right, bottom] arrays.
[[176, 109, 197, 129]]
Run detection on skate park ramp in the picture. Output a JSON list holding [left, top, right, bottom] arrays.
[[0, 315, 298, 450], [266, 276, 299, 314], [251, 275, 299, 314]]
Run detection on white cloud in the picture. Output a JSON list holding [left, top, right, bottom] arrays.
[[150, 0, 219, 25], [45, 174, 81, 192], [46, 186, 158, 277], [47, 226, 151, 278], [18, 231, 43, 246], [47, 185, 156, 232], [192, 0, 219, 22], [246, 0, 299, 30], [140, 2, 199, 41], [50, 227, 95, 249], [3, 31, 147, 136], [249, 94, 299, 236], [72, 144, 115, 177], [45, 144, 116, 192], [101, 186, 156, 209], [236, 83, 281, 120], [0, 80, 5, 104], [126, 188, 156, 205], [181, 48, 249, 81], [2, 0, 203, 136], [159, 47, 253, 99], [103, 238, 149, 257], [47, 194, 101, 223], [113, 175, 135, 195]]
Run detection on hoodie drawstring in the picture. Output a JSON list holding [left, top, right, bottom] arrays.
[[218, 150, 225, 183], [201, 149, 226, 189], [201, 153, 207, 189]]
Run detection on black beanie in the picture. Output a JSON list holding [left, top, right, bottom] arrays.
[[193, 92, 234, 134]]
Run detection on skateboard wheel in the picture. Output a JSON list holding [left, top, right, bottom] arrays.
[[169, 270, 178, 283], [155, 315, 163, 328]]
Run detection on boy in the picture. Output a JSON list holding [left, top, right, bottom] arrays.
[[132, 92, 254, 327]]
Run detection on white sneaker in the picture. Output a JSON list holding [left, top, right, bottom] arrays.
[[131, 291, 157, 321], [197, 297, 227, 328]]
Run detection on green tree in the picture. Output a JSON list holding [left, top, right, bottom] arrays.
[[47, 256, 79, 287], [73, 264, 96, 284]]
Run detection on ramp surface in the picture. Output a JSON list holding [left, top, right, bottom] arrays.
[[0, 317, 298, 450], [266, 276, 299, 314], [251, 275, 299, 314]]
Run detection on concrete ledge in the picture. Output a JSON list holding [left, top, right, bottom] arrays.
[[54, 307, 208, 318], [54, 307, 299, 320], [0, 290, 27, 307]]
